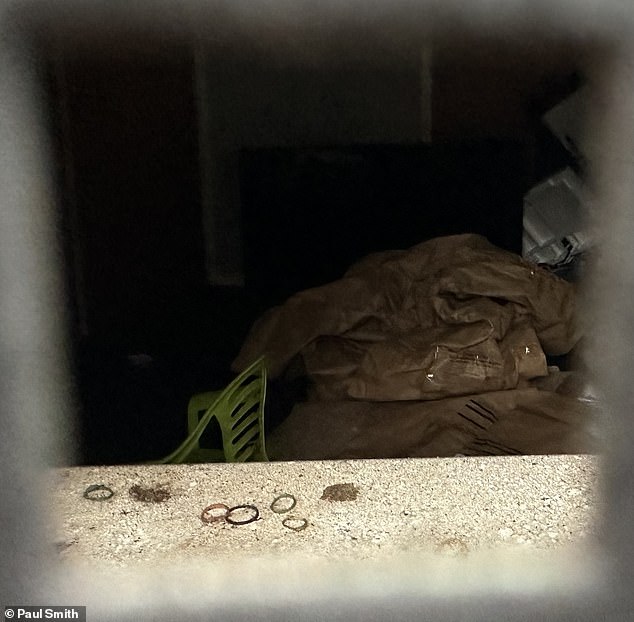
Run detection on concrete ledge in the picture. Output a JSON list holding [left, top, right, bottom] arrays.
[[51, 455, 599, 568]]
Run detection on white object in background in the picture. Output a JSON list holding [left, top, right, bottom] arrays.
[[522, 167, 592, 266], [542, 85, 593, 162]]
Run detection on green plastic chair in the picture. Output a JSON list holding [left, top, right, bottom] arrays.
[[157, 357, 268, 464]]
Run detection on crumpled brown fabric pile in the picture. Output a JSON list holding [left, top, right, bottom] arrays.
[[233, 234, 578, 402], [266, 381, 602, 460]]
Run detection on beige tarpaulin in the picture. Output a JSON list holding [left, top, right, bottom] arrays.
[[267, 382, 601, 460], [233, 234, 578, 401]]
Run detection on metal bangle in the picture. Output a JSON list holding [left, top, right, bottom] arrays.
[[83, 484, 114, 501], [270, 493, 297, 514], [201, 503, 230, 523], [282, 516, 308, 532], [225, 504, 260, 525]]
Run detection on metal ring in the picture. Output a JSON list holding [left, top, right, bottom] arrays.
[[282, 516, 308, 532], [201, 503, 230, 524], [225, 504, 260, 525], [270, 493, 297, 514], [83, 484, 114, 501]]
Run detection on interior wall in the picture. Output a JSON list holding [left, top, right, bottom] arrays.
[[197, 49, 431, 286], [432, 38, 585, 143], [199, 38, 584, 288], [47, 41, 208, 351]]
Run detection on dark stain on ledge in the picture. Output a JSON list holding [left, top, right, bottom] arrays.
[[321, 483, 359, 502], [129, 484, 171, 503]]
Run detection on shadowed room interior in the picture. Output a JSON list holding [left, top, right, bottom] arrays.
[[41, 31, 590, 465]]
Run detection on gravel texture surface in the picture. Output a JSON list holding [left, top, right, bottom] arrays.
[[50, 455, 599, 569]]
